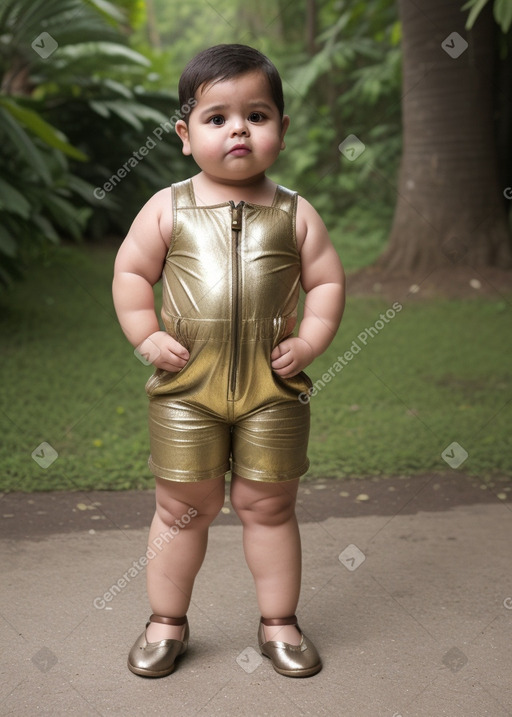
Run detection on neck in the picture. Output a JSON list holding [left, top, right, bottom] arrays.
[[192, 172, 275, 205]]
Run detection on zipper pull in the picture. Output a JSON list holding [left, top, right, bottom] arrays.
[[230, 201, 244, 231]]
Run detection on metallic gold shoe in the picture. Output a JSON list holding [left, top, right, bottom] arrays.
[[258, 615, 322, 677], [127, 614, 189, 677]]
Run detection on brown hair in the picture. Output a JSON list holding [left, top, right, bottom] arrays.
[[178, 44, 285, 121]]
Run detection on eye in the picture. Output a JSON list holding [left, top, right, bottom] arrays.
[[209, 115, 225, 126], [248, 112, 265, 122]]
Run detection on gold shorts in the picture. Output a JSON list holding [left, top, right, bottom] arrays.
[[147, 395, 310, 483], [146, 319, 311, 483]]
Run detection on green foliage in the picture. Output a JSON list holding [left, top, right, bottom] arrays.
[[0, 0, 187, 287], [1, 245, 511, 491], [270, 0, 402, 237], [113, 0, 146, 28], [0, 0, 405, 289], [463, 0, 512, 33], [130, 0, 402, 240], [0, 93, 94, 285]]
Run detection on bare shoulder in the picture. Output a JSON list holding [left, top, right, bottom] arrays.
[[295, 194, 344, 290], [295, 195, 329, 252], [139, 186, 174, 246], [114, 186, 174, 284]]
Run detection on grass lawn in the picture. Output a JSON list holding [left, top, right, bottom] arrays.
[[0, 243, 511, 492]]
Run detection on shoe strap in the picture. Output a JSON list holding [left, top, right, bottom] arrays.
[[149, 614, 187, 626], [261, 615, 297, 627]]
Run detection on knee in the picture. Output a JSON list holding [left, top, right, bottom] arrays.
[[231, 490, 296, 528], [155, 479, 225, 529]]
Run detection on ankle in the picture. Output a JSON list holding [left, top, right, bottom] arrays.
[[146, 621, 186, 642], [145, 614, 187, 643], [262, 623, 301, 646]]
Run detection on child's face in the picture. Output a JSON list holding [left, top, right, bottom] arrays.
[[176, 70, 289, 186]]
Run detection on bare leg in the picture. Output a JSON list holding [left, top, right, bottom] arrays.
[[230, 475, 302, 645], [145, 475, 225, 642]]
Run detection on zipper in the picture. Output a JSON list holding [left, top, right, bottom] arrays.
[[229, 200, 244, 397]]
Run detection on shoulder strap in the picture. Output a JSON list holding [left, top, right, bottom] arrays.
[[272, 184, 297, 215], [172, 178, 195, 209]]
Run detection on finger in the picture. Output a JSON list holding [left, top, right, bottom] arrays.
[[167, 340, 189, 360], [169, 352, 188, 367], [157, 359, 187, 372], [270, 344, 284, 360], [271, 353, 294, 369], [273, 365, 298, 378]]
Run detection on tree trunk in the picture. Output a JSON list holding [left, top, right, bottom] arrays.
[[146, 0, 161, 49], [378, 0, 512, 274], [306, 0, 317, 55]]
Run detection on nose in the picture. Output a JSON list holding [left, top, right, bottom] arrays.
[[230, 115, 249, 137]]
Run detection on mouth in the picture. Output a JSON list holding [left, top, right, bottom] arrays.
[[229, 144, 251, 156]]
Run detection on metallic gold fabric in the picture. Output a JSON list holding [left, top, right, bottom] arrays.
[[146, 179, 312, 482]]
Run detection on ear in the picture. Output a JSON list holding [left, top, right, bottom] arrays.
[[280, 115, 290, 150], [175, 119, 192, 156]]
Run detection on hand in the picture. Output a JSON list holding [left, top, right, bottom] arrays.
[[271, 337, 315, 378], [137, 331, 189, 372]]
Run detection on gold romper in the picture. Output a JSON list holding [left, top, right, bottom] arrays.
[[145, 178, 312, 482]]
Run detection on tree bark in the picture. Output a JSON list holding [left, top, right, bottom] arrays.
[[306, 0, 317, 56], [378, 0, 512, 274], [146, 0, 161, 49]]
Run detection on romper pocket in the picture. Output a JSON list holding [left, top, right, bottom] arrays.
[[272, 316, 284, 350], [272, 314, 297, 349], [165, 315, 189, 352]]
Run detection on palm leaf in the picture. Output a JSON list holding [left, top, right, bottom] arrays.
[[0, 224, 18, 258], [0, 98, 88, 161], [0, 106, 52, 185], [85, 0, 127, 23], [0, 177, 31, 218], [43, 192, 85, 240], [89, 99, 168, 130], [462, 0, 491, 29], [494, 0, 512, 32], [55, 41, 150, 67]]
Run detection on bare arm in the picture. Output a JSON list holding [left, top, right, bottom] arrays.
[[271, 196, 345, 377], [112, 188, 189, 371]]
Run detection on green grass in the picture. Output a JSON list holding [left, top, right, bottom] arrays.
[[0, 243, 511, 492]]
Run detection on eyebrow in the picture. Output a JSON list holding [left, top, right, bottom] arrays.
[[200, 100, 275, 117]]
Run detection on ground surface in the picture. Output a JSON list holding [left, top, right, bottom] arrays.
[[348, 264, 512, 300], [1, 473, 511, 717], [1, 472, 510, 539]]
